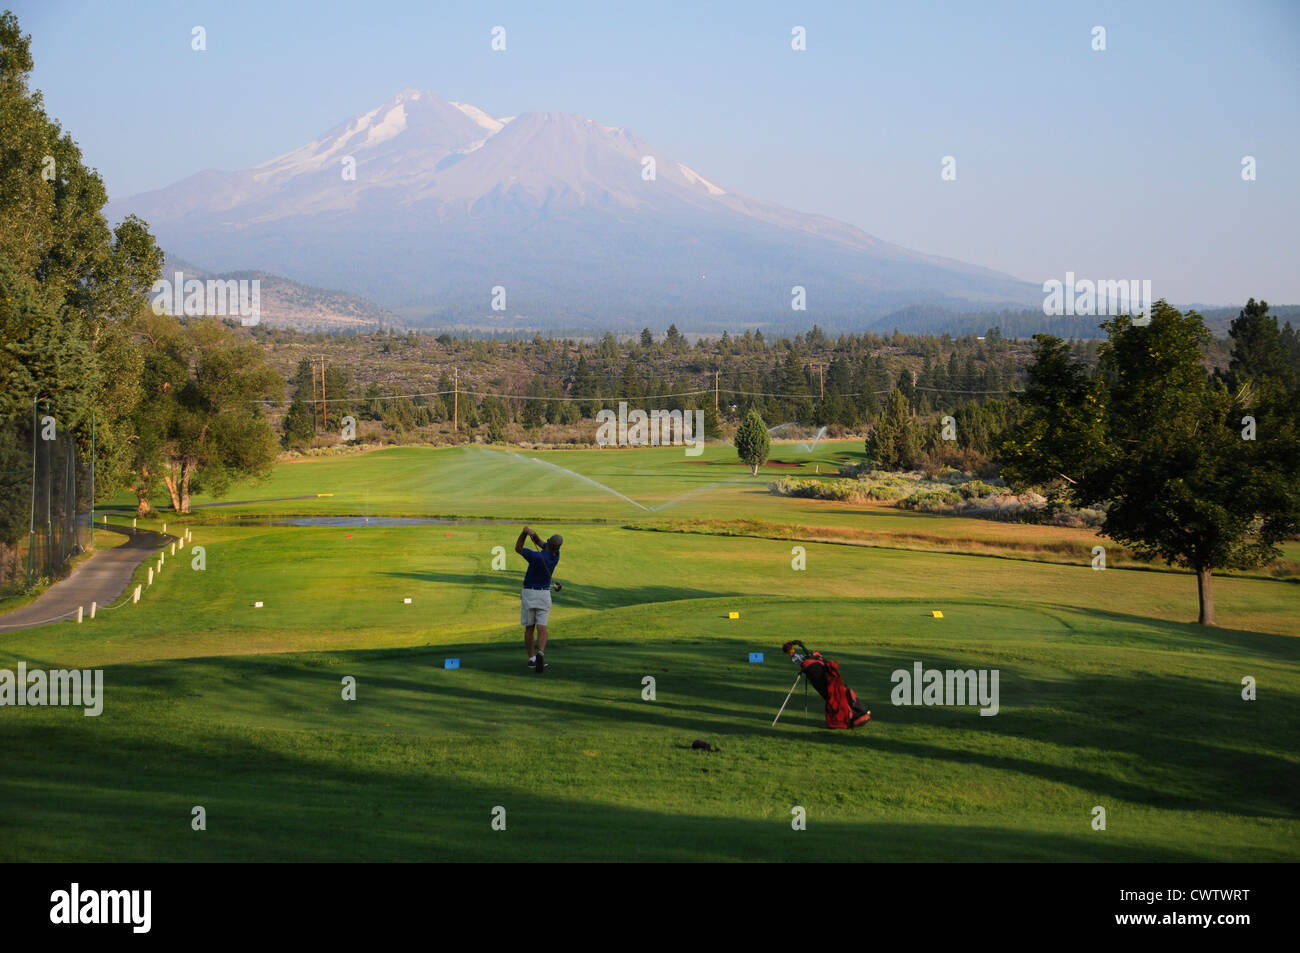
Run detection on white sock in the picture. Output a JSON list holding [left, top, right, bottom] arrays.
[[529, 655, 536, 662]]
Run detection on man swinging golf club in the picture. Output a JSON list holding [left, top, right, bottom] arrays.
[[516, 526, 562, 673]]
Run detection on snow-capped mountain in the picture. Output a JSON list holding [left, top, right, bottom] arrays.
[[108, 89, 1040, 329]]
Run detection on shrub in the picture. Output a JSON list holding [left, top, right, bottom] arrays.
[[867, 483, 904, 501], [768, 478, 814, 497], [769, 477, 874, 503], [957, 480, 1000, 499], [899, 489, 962, 511]]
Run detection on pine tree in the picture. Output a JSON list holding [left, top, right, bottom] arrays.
[[1220, 299, 1297, 398], [734, 408, 771, 475], [865, 388, 922, 470], [282, 398, 316, 449], [896, 367, 917, 409]]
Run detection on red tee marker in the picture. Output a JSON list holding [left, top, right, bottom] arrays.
[[446, 532, 452, 537]]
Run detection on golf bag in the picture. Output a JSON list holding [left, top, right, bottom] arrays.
[[783, 640, 871, 729]]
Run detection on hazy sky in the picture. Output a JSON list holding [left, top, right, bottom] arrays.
[[12, 0, 1300, 304]]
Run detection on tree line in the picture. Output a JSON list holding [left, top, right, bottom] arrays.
[[274, 321, 1043, 470], [1, 12, 282, 539]]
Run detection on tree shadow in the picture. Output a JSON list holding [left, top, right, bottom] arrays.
[[0, 711, 1242, 862], [377, 569, 738, 611], [109, 632, 1300, 824]]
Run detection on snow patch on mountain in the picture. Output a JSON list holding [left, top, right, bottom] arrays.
[[450, 101, 505, 134], [678, 163, 726, 195], [362, 102, 408, 147]]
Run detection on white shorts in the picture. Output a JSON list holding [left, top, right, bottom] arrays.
[[521, 588, 552, 626]]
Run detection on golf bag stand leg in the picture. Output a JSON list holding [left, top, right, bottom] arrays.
[[772, 672, 805, 726]]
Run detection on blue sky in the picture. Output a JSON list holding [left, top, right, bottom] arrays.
[[12, 0, 1300, 304]]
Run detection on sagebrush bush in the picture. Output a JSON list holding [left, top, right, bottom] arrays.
[[769, 477, 875, 503], [900, 489, 963, 511], [958, 480, 1000, 499], [772, 468, 1100, 526]]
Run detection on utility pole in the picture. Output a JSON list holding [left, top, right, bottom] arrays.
[[29, 398, 36, 584], [453, 367, 458, 431], [805, 361, 826, 400], [714, 370, 719, 411], [90, 411, 95, 550], [311, 361, 319, 433], [319, 357, 328, 432]]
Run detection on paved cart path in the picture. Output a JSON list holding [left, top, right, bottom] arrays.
[[0, 525, 176, 631]]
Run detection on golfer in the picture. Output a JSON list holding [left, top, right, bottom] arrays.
[[516, 525, 562, 673]]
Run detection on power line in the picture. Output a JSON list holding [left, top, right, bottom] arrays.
[[251, 384, 1020, 406], [252, 388, 714, 405], [916, 386, 1020, 395]]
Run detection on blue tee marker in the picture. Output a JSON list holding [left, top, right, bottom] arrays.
[[444, 658, 460, 670], [749, 652, 764, 663]]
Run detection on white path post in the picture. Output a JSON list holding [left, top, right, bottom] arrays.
[[90, 601, 96, 619], [77, 606, 83, 623], [133, 585, 141, 604]]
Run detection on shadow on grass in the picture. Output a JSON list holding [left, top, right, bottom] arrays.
[[1039, 605, 1300, 661], [378, 569, 738, 612], [0, 719, 1233, 862], [85, 632, 1300, 827]]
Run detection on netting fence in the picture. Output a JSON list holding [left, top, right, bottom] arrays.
[[0, 403, 94, 597]]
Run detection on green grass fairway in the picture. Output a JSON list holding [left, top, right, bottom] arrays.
[[2, 444, 1297, 861]]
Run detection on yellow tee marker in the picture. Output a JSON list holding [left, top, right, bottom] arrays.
[[728, 611, 740, 619], [931, 610, 944, 618], [317, 493, 334, 497]]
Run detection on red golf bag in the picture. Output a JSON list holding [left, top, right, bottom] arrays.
[[783, 640, 871, 729]]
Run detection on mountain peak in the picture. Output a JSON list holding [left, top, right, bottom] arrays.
[[109, 90, 1040, 329], [248, 88, 486, 186]]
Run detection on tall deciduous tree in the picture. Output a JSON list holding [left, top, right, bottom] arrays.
[[0, 11, 162, 516], [129, 317, 283, 514], [1003, 301, 1300, 625]]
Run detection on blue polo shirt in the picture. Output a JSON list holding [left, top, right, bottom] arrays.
[[522, 547, 559, 589]]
